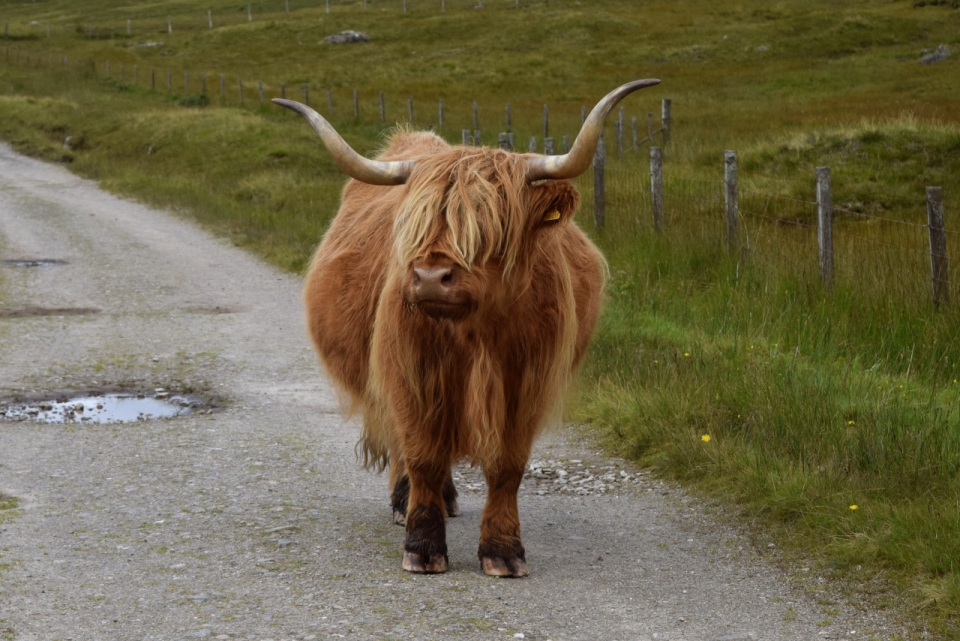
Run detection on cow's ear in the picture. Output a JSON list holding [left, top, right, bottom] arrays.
[[531, 182, 580, 228]]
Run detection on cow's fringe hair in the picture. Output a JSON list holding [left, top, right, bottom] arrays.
[[393, 147, 529, 276]]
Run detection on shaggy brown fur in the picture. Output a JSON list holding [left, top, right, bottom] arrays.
[[303, 130, 605, 577]]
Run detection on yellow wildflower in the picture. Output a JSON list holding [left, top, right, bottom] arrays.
[[701, 434, 711, 442]]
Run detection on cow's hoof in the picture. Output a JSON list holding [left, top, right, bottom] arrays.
[[393, 509, 406, 526], [402, 550, 448, 573], [446, 498, 461, 518], [481, 556, 529, 578]]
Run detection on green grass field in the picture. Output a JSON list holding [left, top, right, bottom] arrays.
[[3, 0, 960, 636]]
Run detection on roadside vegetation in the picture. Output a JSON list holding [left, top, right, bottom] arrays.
[[2, 0, 959, 635]]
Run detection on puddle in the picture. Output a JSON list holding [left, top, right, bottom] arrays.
[[0, 392, 207, 424], [2, 259, 68, 267]]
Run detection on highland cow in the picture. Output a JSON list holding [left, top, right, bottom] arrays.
[[276, 78, 659, 576]]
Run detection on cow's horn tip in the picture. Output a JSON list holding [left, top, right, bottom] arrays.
[[272, 98, 300, 111]]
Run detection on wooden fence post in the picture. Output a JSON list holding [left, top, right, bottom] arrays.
[[408, 95, 414, 123], [326, 0, 330, 13], [562, 135, 569, 154], [473, 101, 479, 131], [167, 16, 172, 34], [498, 133, 512, 151], [505, 103, 512, 132], [927, 186, 950, 306], [280, 83, 285, 99], [167, 69, 172, 91], [528, 136, 536, 153], [208, 10, 213, 28], [286, 0, 290, 12], [594, 135, 606, 229], [474, 130, 481, 147], [462, 129, 470, 146], [353, 89, 359, 118], [650, 146, 663, 231], [248, 4, 253, 21], [662, 99, 672, 145], [379, 90, 385, 123], [439, 99, 444, 128], [303, 85, 310, 107], [617, 106, 624, 159], [544, 137, 554, 155], [543, 103, 549, 140], [127, 19, 131, 35], [508, 133, 515, 150], [724, 150, 738, 252], [258, 81, 264, 105], [631, 116, 638, 150], [151, 67, 155, 90], [816, 166, 834, 287]]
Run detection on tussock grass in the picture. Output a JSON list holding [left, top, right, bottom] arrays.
[[2, 0, 960, 635]]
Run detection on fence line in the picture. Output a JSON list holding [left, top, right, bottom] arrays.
[[0, 43, 672, 155], [2, 43, 952, 309]]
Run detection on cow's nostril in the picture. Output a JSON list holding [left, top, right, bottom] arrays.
[[440, 270, 455, 286]]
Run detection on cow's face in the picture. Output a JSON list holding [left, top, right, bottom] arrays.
[[395, 149, 580, 321]]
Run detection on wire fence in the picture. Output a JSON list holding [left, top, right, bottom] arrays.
[[581, 157, 956, 311], [1, 42, 953, 310]]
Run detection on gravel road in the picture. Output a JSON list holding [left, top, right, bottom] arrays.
[[0, 143, 901, 641]]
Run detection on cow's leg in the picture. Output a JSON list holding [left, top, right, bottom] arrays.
[[402, 460, 449, 573], [478, 456, 529, 578], [391, 453, 459, 526], [442, 472, 461, 517], [389, 451, 410, 526]]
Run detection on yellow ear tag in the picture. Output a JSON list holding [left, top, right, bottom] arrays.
[[544, 210, 561, 222]]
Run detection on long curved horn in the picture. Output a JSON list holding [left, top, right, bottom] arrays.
[[524, 78, 660, 182], [273, 98, 414, 186]]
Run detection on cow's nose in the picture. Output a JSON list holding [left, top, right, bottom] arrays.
[[412, 266, 456, 300]]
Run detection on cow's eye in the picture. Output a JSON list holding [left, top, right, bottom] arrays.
[[543, 210, 561, 223]]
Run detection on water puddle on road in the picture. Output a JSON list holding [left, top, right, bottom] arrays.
[[0, 392, 204, 424]]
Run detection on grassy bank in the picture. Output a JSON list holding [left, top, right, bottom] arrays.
[[2, 0, 960, 636]]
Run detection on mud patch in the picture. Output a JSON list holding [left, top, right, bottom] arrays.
[[0, 391, 210, 424], [0, 306, 100, 318], [2, 259, 68, 268]]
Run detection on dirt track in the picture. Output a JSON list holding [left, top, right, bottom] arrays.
[[0, 143, 900, 640]]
